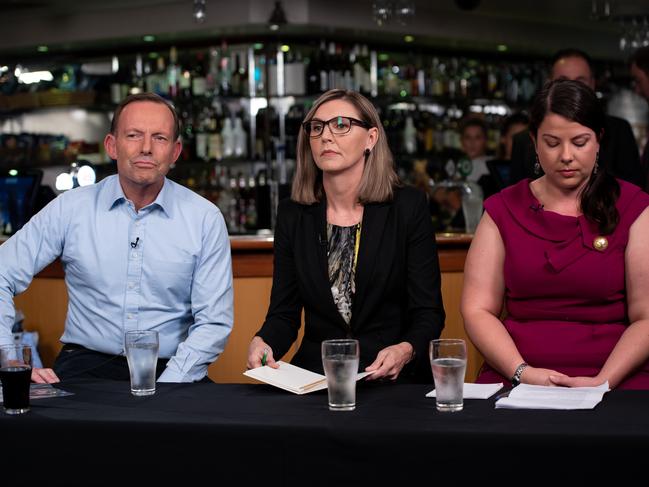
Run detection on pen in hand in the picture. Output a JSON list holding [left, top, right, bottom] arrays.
[[261, 348, 269, 367]]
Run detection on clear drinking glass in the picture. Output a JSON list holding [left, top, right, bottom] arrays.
[[125, 330, 159, 396], [321, 339, 360, 411], [0, 344, 33, 414], [430, 339, 467, 412]]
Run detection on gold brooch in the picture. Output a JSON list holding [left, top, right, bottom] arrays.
[[593, 236, 608, 251]]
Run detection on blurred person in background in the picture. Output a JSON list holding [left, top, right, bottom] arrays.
[[630, 46, 649, 190], [499, 112, 530, 161], [510, 48, 642, 188], [459, 116, 498, 198]]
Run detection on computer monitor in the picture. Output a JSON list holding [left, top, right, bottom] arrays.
[[0, 169, 43, 235]]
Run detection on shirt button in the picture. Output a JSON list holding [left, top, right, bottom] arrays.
[[128, 282, 134, 289], [127, 313, 134, 320], [131, 252, 138, 259]]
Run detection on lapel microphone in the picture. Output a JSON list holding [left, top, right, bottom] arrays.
[[318, 234, 327, 246], [529, 204, 544, 212], [130, 237, 140, 248]]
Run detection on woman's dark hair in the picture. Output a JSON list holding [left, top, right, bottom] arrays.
[[529, 79, 619, 235]]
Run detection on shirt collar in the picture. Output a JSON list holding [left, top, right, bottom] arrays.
[[102, 174, 173, 218]]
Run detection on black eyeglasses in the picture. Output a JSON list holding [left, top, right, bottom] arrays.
[[302, 116, 372, 138]]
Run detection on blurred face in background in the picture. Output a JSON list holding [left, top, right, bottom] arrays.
[[631, 63, 649, 101], [461, 125, 487, 160], [501, 121, 529, 160], [551, 56, 595, 90]]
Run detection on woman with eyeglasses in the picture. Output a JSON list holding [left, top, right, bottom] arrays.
[[246, 89, 445, 382]]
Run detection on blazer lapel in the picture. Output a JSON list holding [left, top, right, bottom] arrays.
[[351, 201, 390, 328]]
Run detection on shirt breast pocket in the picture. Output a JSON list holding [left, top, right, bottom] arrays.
[[145, 258, 195, 300]]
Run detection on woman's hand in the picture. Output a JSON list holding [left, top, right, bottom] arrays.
[[520, 366, 568, 386], [548, 375, 608, 388], [364, 342, 414, 381], [246, 336, 278, 370], [31, 367, 59, 384]]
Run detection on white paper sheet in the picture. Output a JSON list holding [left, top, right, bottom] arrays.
[[244, 361, 373, 394], [426, 382, 503, 399], [495, 382, 609, 410]]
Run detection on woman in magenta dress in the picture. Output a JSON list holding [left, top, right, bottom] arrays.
[[462, 79, 649, 390]]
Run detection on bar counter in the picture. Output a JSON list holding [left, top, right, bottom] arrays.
[[7, 233, 481, 382]]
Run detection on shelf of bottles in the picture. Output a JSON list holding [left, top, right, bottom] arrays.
[[119, 40, 551, 234], [1, 39, 553, 234]]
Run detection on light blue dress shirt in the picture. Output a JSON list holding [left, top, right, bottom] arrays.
[[0, 175, 234, 382]]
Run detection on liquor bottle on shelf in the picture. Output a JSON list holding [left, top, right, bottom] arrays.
[[284, 50, 306, 96], [207, 110, 223, 161], [191, 51, 207, 97], [219, 42, 232, 96], [221, 118, 234, 159], [351, 44, 371, 95], [232, 116, 248, 158], [167, 46, 180, 99], [206, 47, 220, 96], [403, 115, 417, 155], [306, 44, 321, 95], [255, 167, 272, 230]]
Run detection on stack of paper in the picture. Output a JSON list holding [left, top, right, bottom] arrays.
[[244, 361, 373, 395], [495, 382, 609, 410], [426, 382, 503, 399]]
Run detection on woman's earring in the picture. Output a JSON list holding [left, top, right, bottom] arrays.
[[533, 155, 541, 176], [593, 152, 599, 175], [364, 148, 371, 161]]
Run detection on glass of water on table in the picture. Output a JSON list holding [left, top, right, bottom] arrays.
[[430, 339, 466, 412], [322, 339, 360, 411], [125, 330, 159, 396]]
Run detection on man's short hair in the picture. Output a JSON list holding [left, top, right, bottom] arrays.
[[550, 48, 594, 74], [110, 93, 181, 141]]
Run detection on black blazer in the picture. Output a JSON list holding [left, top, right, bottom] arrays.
[[509, 115, 642, 187], [257, 186, 445, 383]]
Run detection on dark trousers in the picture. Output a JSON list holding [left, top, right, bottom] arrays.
[[53, 343, 170, 382]]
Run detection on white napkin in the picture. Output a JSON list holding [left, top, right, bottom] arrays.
[[426, 382, 503, 399]]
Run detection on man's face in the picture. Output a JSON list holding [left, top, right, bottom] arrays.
[[104, 101, 181, 195], [631, 62, 649, 101], [551, 56, 595, 89]]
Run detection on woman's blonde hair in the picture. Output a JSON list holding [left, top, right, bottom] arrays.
[[291, 89, 400, 204]]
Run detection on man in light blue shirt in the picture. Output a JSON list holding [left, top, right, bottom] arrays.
[[0, 93, 233, 383]]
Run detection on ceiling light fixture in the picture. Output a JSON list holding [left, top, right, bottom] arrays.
[[193, 0, 206, 23], [372, 1, 415, 27], [268, 1, 287, 31]]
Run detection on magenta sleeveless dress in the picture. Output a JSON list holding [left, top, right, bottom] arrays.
[[477, 179, 649, 389]]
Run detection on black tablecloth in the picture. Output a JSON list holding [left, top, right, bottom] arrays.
[[3, 379, 649, 485]]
